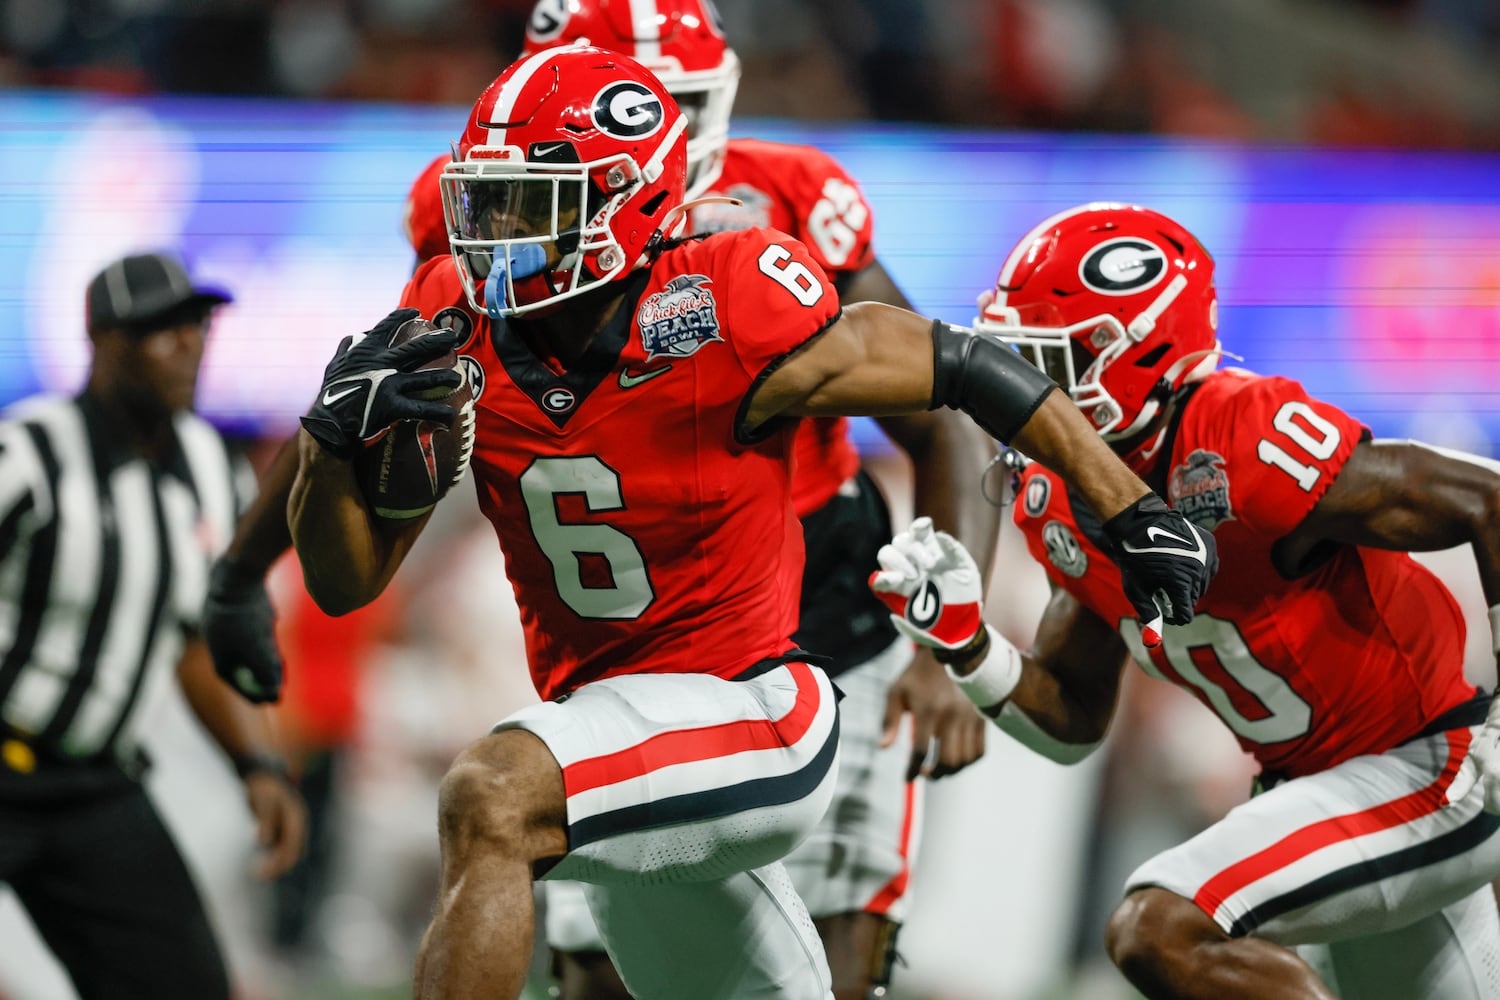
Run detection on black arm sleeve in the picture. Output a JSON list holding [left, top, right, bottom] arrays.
[[929, 321, 1060, 443]]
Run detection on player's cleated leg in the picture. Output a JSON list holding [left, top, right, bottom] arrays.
[[413, 729, 569, 1000], [813, 912, 901, 1000], [1105, 887, 1337, 1000]]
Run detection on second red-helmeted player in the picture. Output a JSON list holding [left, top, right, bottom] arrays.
[[873, 202, 1500, 1000]]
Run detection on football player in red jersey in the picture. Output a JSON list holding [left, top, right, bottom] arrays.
[[288, 53, 1215, 1000], [876, 202, 1500, 1000], [390, 2, 1001, 995]]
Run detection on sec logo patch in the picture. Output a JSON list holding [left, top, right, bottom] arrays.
[[1042, 521, 1088, 578]]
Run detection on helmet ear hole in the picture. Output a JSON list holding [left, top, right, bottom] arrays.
[[639, 190, 669, 216], [1134, 343, 1171, 368]]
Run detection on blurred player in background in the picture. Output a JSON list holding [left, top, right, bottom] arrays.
[[288, 49, 1214, 1000], [880, 202, 1500, 999], [401, 2, 999, 994]]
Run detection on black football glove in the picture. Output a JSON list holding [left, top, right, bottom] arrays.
[[1103, 494, 1219, 647], [204, 556, 283, 704], [299, 308, 463, 459]]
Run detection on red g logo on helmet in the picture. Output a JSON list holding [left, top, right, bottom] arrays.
[[593, 81, 665, 138]]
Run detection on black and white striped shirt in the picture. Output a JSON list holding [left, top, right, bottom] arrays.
[[0, 392, 254, 763]]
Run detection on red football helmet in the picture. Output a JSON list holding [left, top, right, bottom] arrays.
[[975, 203, 1220, 457], [522, 0, 739, 199], [441, 46, 689, 317]]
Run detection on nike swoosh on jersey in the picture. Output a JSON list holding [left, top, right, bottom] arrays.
[[618, 365, 672, 389], [322, 383, 363, 406], [1120, 524, 1208, 565]]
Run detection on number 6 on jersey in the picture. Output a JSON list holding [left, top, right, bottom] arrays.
[[519, 456, 656, 619]]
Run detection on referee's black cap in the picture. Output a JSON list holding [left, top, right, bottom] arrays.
[[86, 252, 233, 334]]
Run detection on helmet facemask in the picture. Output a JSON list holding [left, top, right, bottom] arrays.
[[443, 153, 650, 318], [977, 294, 1152, 439]]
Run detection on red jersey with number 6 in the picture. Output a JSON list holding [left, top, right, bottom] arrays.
[[1013, 367, 1475, 778], [399, 227, 840, 700]]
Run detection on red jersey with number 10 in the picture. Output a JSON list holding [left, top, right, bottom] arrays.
[[399, 228, 841, 701], [1014, 368, 1475, 778]]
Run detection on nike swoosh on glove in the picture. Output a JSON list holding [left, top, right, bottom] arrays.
[[869, 517, 984, 651], [300, 308, 462, 459], [1103, 494, 1219, 647]]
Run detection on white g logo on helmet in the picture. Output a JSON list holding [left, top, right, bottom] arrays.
[[592, 82, 665, 139], [527, 0, 570, 41], [1079, 237, 1167, 296]]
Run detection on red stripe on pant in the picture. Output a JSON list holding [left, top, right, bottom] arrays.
[[563, 661, 825, 796], [1193, 728, 1472, 922], [866, 777, 919, 915]]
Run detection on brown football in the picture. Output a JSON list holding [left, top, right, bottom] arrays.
[[353, 316, 477, 520]]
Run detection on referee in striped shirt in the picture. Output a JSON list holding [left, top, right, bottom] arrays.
[[0, 252, 307, 998]]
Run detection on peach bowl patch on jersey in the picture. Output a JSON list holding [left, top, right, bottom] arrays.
[[638, 274, 723, 359]]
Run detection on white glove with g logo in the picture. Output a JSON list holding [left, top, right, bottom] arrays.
[[868, 517, 984, 652]]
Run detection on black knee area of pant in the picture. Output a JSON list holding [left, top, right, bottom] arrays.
[[928, 320, 1059, 443]]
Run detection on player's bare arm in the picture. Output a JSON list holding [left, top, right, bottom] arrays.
[[1276, 440, 1500, 607], [847, 261, 1001, 577], [226, 435, 299, 574], [287, 310, 462, 615], [746, 301, 1153, 520], [287, 430, 433, 615], [961, 587, 1131, 759], [868, 518, 1121, 764]]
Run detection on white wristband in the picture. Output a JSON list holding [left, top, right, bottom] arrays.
[[942, 626, 1022, 710], [1490, 604, 1500, 657], [941, 626, 1101, 764]]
